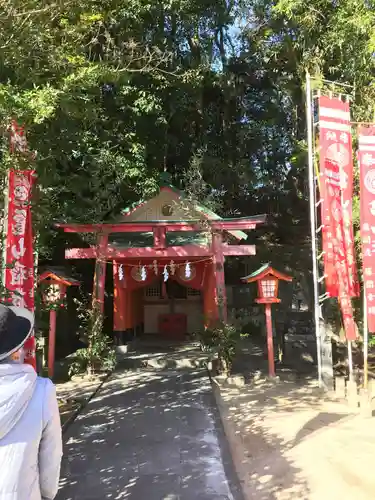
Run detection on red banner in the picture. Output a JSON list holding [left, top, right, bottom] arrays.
[[359, 125, 375, 333], [324, 159, 356, 340], [319, 96, 359, 297], [5, 170, 36, 367]]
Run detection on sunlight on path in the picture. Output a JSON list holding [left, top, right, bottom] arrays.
[[57, 368, 238, 500]]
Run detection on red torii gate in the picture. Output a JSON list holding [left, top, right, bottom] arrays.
[[56, 215, 266, 337]]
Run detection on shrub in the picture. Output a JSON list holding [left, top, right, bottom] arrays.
[[69, 302, 116, 377], [196, 322, 246, 375]]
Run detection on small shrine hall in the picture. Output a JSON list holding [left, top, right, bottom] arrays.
[[57, 179, 266, 342]]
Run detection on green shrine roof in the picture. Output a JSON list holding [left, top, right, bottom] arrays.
[[118, 174, 248, 242], [56, 174, 265, 249]]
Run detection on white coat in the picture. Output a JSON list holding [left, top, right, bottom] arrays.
[[0, 363, 63, 500]]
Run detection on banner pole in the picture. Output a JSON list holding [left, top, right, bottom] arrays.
[[306, 70, 323, 387], [359, 144, 369, 388], [347, 339, 354, 381], [363, 293, 369, 389]]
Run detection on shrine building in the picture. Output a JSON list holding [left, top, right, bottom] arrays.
[[56, 179, 266, 343]]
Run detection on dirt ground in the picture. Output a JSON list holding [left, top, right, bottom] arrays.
[[55, 373, 107, 429], [213, 377, 375, 500]]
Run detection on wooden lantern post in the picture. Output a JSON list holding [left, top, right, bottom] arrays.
[[45, 284, 61, 379], [241, 264, 292, 377], [39, 269, 80, 378]]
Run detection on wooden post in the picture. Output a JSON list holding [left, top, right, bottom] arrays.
[[93, 233, 108, 313], [212, 231, 227, 323], [265, 303, 275, 377], [113, 261, 126, 344], [153, 227, 166, 249], [48, 309, 57, 379]]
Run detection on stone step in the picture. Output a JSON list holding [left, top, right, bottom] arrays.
[[116, 344, 211, 371]]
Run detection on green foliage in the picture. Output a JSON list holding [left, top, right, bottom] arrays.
[[69, 299, 116, 377], [196, 322, 247, 375], [0, 0, 303, 263]]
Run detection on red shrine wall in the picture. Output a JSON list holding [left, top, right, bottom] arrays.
[[113, 259, 220, 335]]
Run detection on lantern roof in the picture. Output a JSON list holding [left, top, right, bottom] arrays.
[[241, 263, 292, 283], [38, 266, 80, 286]]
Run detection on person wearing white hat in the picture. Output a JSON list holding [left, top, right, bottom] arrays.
[[0, 304, 62, 500]]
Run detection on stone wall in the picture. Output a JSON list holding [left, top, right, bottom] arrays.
[[228, 290, 317, 372]]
